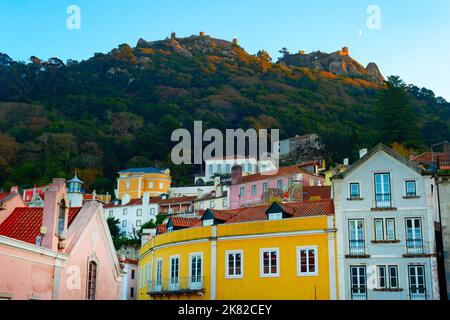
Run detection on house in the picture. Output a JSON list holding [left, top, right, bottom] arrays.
[[157, 195, 196, 216], [229, 163, 325, 209], [0, 187, 25, 225], [0, 178, 124, 300], [104, 192, 159, 238], [193, 177, 229, 210], [169, 185, 214, 198], [332, 144, 439, 300], [115, 167, 171, 200], [138, 199, 337, 300], [121, 258, 138, 300]]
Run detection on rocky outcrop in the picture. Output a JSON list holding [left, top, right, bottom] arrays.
[[366, 62, 384, 83]]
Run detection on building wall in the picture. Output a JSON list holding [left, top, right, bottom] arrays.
[[436, 177, 450, 299], [117, 173, 171, 200], [229, 173, 324, 209], [122, 262, 138, 300], [333, 150, 439, 300], [105, 203, 158, 238], [193, 196, 229, 210], [138, 216, 337, 300]]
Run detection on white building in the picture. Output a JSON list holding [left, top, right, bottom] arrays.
[[332, 144, 439, 300], [195, 155, 277, 185], [104, 192, 159, 238], [169, 185, 214, 198], [193, 177, 229, 210]]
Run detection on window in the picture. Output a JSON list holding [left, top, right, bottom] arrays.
[[374, 219, 384, 241], [388, 265, 399, 289], [349, 220, 365, 255], [159, 182, 163, 190], [131, 270, 135, 280], [350, 266, 367, 300], [374, 173, 391, 208], [169, 256, 180, 290], [208, 164, 213, 174], [123, 208, 127, 215], [406, 218, 423, 254], [349, 183, 360, 199], [200, 202, 204, 209], [405, 181, 417, 197], [277, 179, 283, 190], [147, 263, 152, 287], [167, 226, 173, 232], [226, 164, 231, 173], [251, 185, 257, 196], [148, 181, 154, 188], [288, 177, 293, 187], [136, 220, 141, 227], [136, 209, 142, 216], [247, 163, 252, 172], [210, 201, 215, 208], [239, 187, 246, 198], [130, 287, 134, 298], [218, 164, 222, 173], [223, 198, 228, 208], [122, 220, 127, 227], [386, 219, 396, 240], [262, 183, 268, 193], [377, 265, 386, 288], [297, 247, 318, 276], [260, 248, 279, 277], [268, 212, 283, 220], [109, 210, 114, 218], [226, 250, 243, 278], [150, 208, 155, 215], [203, 219, 214, 226], [310, 179, 315, 186], [155, 259, 163, 291], [126, 181, 130, 190], [57, 200, 66, 235], [87, 261, 97, 300], [409, 265, 426, 300], [189, 253, 203, 289]]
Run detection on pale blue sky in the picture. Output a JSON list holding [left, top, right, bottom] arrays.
[[1, 0, 449, 99]]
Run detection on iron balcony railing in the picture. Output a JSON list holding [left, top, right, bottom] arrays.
[[406, 238, 424, 255], [351, 288, 367, 300], [349, 240, 366, 255], [409, 287, 427, 300], [375, 193, 392, 208], [148, 276, 205, 294]]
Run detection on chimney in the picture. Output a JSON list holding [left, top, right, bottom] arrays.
[[41, 178, 68, 251], [343, 158, 349, 166], [10, 186, 19, 194], [231, 165, 243, 185], [359, 148, 368, 158], [444, 141, 450, 161]]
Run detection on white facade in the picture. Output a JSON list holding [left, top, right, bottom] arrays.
[[333, 145, 439, 300], [104, 193, 159, 238], [169, 185, 214, 198]]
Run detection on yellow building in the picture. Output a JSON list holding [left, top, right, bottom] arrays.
[[138, 199, 338, 300], [115, 167, 171, 200]]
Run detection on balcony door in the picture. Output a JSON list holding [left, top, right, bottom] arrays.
[[349, 220, 365, 255], [409, 265, 426, 300], [374, 173, 391, 208], [406, 218, 423, 254], [169, 256, 179, 291], [350, 266, 367, 300], [189, 254, 203, 290]]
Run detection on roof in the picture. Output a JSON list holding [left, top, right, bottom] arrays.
[[411, 152, 445, 163], [240, 164, 319, 184], [119, 167, 167, 174], [333, 143, 423, 179], [157, 196, 196, 205], [170, 216, 199, 228], [104, 196, 161, 208], [68, 174, 83, 184], [194, 190, 228, 202], [302, 186, 331, 200], [0, 207, 82, 244], [0, 193, 14, 203]]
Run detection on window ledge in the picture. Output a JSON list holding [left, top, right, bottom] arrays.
[[371, 207, 397, 211], [371, 240, 400, 244], [345, 254, 371, 258], [403, 196, 420, 199], [402, 253, 432, 258], [347, 197, 364, 201], [373, 288, 404, 292]]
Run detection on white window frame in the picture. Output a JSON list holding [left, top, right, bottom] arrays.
[[210, 200, 215, 208], [148, 181, 154, 188], [225, 250, 244, 279], [136, 220, 141, 227], [405, 180, 417, 197], [169, 255, 180, 290], [260, 248, 280, 278], [155, 258, 163, 291], [203, 219, 214, 226], [240, 187, 246, 198], [126, 181, 130, 190], [147, 262, 152, 288], [108, 210, 114, 218], [189, 252, 203, 289], [122, 220, 127, 227], [297, 246, 318, 276], [349, 182, 361, 199], [268, 212, 283, 220], [159, 182, 163, 190], [251, 184, 257, 196], [377, 265, 387, 289], [123, 208, 127, 215], [388, 265, 399, 289], [136, 208, 142, 216]]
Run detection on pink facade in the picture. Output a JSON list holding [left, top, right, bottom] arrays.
[[0, 179, 123, 300], [229, 166, 325, 209], [0, 190, 25, 225]]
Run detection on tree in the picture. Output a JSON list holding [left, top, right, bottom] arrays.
[[372, 76, 419, 147], [107, 217, 121, 239]]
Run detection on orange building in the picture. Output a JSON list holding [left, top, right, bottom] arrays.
[[115, 167, 171, 200]]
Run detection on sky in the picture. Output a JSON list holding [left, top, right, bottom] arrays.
[[1, 0, 449, 99]]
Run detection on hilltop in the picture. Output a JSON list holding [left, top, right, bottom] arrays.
[[0, 32, 449, 191]]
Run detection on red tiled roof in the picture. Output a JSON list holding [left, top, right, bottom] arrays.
[[171, 216, 199, 228], [240, 164, 319, 184], [0, 207, 82, 244], [104, 196, 162, 208], [157, 224, 167, 234], [302, 186, 331, 200], [0, 193, 12, 202], [411, 152, 445, 163], [158, 196, 196, 205]]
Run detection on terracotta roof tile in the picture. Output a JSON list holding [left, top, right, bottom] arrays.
[[411, 152, 445, 163], [302, 186, 331, 200], [0, 193, 12, 202], [0, 207, 82, 244], [171, 216, 199, 227], [158, 196, 196, 205], [240, 164, 319, 184]]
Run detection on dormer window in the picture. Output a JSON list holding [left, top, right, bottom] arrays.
[[167, 226, 173, 232], [268, 212, 283, 220], [203, 219, 214, 226]]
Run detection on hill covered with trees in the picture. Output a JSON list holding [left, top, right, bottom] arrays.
[[0, 34, 449, 193]]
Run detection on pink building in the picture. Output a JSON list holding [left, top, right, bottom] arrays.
[[0, 187, 25, 225], [229, 164, 325, 209], [0, 178, 124, 300]]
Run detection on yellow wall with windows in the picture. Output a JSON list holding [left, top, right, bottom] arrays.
[[138, 216, 338, 300], [117, 172, 171, 200]]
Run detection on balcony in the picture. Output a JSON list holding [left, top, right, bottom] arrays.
[[409, 287, 427, 300], [148, 276, 205, 296], [346, 240, 369, 258], [374, 193, 392, 208], [403, 239, 429, 257], [351, 288, 367, 300]]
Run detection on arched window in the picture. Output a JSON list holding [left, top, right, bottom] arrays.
[[57, 199, 66, 235], [87, 261, 97, 300]]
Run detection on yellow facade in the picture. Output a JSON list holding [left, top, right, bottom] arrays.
[[116, 169, 171, 200], [138, 215, 338, 300]]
